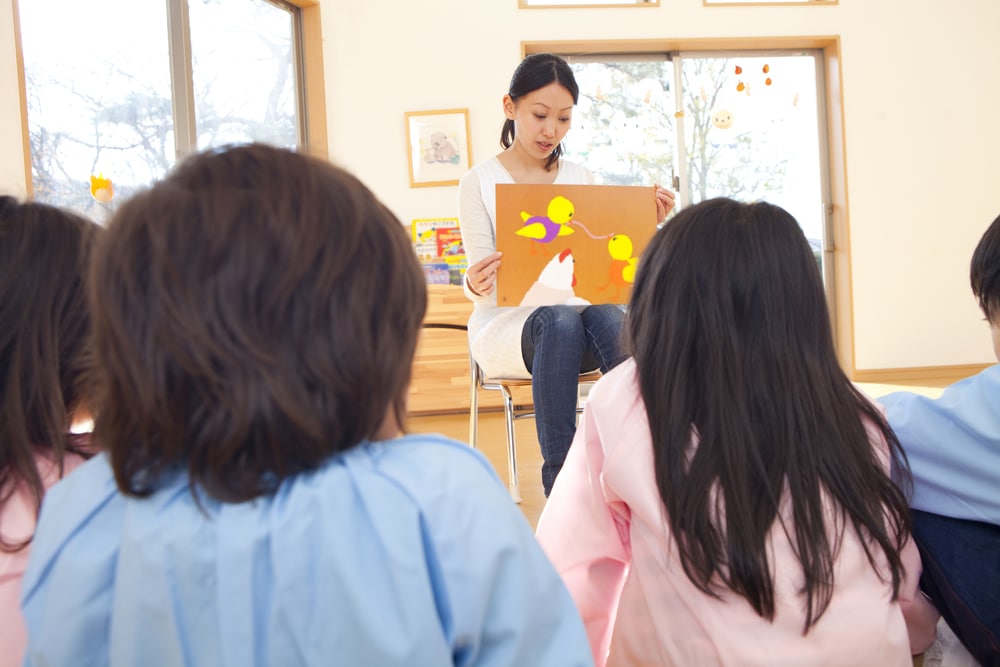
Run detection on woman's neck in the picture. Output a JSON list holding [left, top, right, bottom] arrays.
[[497, 147, 559, 185]]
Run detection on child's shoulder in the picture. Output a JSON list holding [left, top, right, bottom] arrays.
[[347, 433, 504, 497], [588, 357, 640, 405], [322, 434, 523, 532], [36, 452, 120, 525]]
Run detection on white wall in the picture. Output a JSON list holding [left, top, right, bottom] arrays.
[[3, 0, 1000, 371], [0, 0, 27, 199]]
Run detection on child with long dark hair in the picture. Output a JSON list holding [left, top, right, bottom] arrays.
[[19, 144, 592, 667], [0, 196, 98, 667], [536, 197, 937, 666]]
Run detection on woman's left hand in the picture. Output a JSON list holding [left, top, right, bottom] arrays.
[[654, 185, 676, 223]]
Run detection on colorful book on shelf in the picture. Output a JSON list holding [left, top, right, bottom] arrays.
[[435, 227, 465, 258], [421, 262, 452, 285], [494, 183, 657, 307], [412, 217, 468, 285], [412, 217, 459, 243]]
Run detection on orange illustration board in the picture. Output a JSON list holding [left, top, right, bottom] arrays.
[[495, 183, 657, 307]]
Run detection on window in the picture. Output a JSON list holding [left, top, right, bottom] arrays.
[[520, 0, 657, 6], [18, 0, 305, 219], [562, 50, 829, 278], [560, 48, 837, 338], [705, 0, 835, 5]]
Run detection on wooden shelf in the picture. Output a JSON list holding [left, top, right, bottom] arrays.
[[408, 285, 506, 416]]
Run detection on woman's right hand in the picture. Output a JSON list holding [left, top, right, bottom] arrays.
[[466, 251, 503, 296]]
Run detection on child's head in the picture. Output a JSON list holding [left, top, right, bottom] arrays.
[[628, 197, 833, 369], [626, 197, 910, 630], [0, 196, 98, 537], [970, 212, 1000, 360], [89, 143, 427, 503], [501, 53, 580, 170]]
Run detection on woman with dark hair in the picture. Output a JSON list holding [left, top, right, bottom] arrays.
[[0, 196, 98, 667], [20, 144, 592, 666], [536, 198, 938, 666], [459, 53, 675, 496]]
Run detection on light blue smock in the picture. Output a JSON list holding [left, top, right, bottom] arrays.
[[20, 434, 593, 667], [879, 364, 1000, 524]]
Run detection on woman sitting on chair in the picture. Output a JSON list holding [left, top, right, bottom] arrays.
[[458, 53, 674, 496]]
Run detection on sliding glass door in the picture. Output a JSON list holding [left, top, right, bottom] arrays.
[[562, 50, 831, 289]]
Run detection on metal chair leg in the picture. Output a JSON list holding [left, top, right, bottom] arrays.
[[499, 385, 521, 504], [469, 352, 479, 449]]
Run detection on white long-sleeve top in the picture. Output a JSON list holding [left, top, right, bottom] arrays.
[[457, 156, 594, 379]]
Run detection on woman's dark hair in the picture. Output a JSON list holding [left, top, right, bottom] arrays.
[[90, 143, 428, 503], [626, 197, 912, 631], [0, 196, 98, 552], [971, 212, 1000, 323], [500, 52, 580, 172]]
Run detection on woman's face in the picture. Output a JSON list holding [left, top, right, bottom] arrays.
[[504, 81, 575, 161]]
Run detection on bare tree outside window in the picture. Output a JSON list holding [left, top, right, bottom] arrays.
[[563, 53, 824, 268], [19, 0, 301, 222]]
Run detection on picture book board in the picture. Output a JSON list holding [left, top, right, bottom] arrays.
[[495, 183, 658, 307]]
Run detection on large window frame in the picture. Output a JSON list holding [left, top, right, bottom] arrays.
[[12, 0, 327, 200], [524, 37, 857, 376]]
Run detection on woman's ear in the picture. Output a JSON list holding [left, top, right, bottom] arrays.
[[503, 94, 516, 120]]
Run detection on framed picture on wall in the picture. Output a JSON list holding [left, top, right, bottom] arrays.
[[404, 109, 472, 187]]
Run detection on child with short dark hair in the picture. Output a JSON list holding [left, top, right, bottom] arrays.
[[536, 197, 937, 666], [20, 144, 592, 667], [879, 211, 1000, 665], [0, 196, 98, 667]]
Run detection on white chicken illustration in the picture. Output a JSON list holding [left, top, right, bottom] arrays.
[[518, 248, 592, 307]]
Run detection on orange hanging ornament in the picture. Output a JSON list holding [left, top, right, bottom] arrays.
[[90, 174, 113, 203]]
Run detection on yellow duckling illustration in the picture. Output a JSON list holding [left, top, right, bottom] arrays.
[[597, 234, 638, 301], [516, 195, 576, 253]]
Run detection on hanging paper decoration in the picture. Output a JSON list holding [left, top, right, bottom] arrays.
[[765, 78, 772, 86], [711, 109, 734, 130], [763, 64, 770, 74], [736, 81, 745, 92], [90, 174, 114, 203], [735, 65, 743, 75], [709, 109, 737, 149]]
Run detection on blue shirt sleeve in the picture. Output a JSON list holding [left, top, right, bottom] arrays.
[[879, 365, 1000, 524]]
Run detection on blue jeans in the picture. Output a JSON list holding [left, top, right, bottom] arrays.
[[521, 305, 627, 496], [911, 509, 1000, 665]]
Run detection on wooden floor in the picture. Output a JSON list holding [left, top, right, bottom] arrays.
[[407, 378, 955, 532]]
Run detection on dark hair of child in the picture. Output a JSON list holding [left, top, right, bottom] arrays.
[[970, 212, 1000, 322], [88, 143, 428, 503], [0, 196, 97, 551], [625, 197, 913, 631]]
